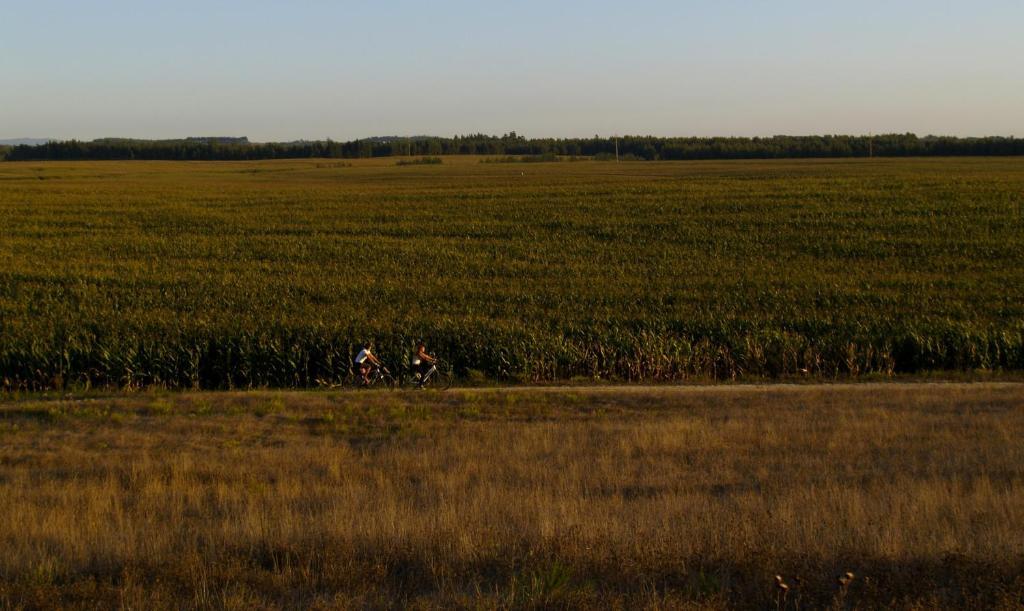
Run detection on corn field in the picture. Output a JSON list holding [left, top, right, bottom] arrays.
[[1, 157, 1022, 389]]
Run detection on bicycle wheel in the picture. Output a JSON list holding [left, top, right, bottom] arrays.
[[434, 364, 453, 391], [379, 371, 398, 389]]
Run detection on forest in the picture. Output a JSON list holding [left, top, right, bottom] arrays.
[[4, 133, 1024, 161]]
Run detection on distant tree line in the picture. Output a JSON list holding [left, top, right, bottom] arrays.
[[5, 133, 1024, 162]]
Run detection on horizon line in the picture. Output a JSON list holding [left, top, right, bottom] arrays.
[[4, 132, 1022, 145]]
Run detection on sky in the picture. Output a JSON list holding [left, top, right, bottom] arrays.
[[3, 0, 1023, 141]]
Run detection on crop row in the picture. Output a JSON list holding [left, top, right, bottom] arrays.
[[2, 321, 1023, 391]]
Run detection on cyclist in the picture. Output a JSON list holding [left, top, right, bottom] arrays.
[[411, 342, 437, 387], [354, 342, 382, 386]]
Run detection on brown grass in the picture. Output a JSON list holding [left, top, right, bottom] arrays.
[[1, 384, 1022, 609]]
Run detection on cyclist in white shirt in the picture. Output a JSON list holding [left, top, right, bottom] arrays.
[[354, 342, 382, 386]]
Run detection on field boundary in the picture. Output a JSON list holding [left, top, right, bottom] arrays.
[[5, 380, 1024, 408]]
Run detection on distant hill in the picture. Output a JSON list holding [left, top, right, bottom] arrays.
[[0, 138, 53, 146], [91, 136, 250, 145], [185, 136, 249, 144], [275, 136, 437, 146], [360, 135, 437, 143]]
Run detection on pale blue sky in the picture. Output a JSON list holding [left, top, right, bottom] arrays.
[[3, 1, 1022, 141]]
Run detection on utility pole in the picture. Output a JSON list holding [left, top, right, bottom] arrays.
[[615, 136, 619, 163], [868, 133, 873, 158]]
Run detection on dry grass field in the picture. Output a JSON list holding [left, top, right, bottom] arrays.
[[1, 383, 1022, 609]]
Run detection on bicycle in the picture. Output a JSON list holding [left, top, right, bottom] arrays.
[[355, 363, 398, 389], [408, 358, 453, 390]]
